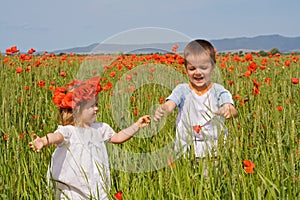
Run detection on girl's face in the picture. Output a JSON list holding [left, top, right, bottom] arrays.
[[185, 53, 215, 91], [76, 96, 99, 127]]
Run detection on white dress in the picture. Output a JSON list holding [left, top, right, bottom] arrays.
[[47, 123, 115, 200]]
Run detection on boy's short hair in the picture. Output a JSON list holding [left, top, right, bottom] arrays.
[[184, 39, 216, 66]]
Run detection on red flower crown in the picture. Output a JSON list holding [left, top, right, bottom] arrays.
[[52, 76, 102, 109]]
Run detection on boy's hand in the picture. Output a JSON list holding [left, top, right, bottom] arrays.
[[29, 134, 45, 152], [137, 115, 151, 128], [154, 104, 167, 122], [214, 103, 238, 119]]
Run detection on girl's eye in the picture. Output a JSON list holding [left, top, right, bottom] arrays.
[[91, 104, 97, 108]]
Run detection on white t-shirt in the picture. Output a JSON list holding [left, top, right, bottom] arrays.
[[166, 83, 234, 157], [47, 123, 115, 199]]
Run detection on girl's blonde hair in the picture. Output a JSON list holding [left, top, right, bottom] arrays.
[[56, 87, 87, 126], [58, 103, 88, 126], [58, 108, 75, 126], [52, 76, 101, 125]]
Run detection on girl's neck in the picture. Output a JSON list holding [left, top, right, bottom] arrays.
[[189, 82, 213, 96], [74, 121, 92, 128]]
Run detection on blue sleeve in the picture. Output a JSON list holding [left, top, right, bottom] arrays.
[[166, 84, 187, 108], [217, 89, 234, 106]]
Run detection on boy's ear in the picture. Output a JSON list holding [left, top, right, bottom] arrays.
[[212, 64, 216, 72]]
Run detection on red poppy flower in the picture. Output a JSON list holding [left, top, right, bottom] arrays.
[[159, 97, 165, 104], [2, 57, 10, 63], [3, 134, 8, 141], [59, 71, 67, 77], [193, 125, 202, 133], [5, 48, 12, 55], [118, 64, 123, 71], [220, 63, 226, 69], [27, 48, 36, 54], [11, 46, 19, 53], [109, 71, 116, 77], [172, 44, 178, 53], [52, 76, 102, 109], [291, 78, 299, 84], [16, 67, 23, 73], [260, 65, 266, 70], [103, 82, 113, 91], [244, 70, 252, 77], [252, 79, 261, 88], [6, 46, 19, 55], [18, 131, 27, 140], [114, 191, 122, 200], [248, 61, 257, 72], [168, 158, 175, 168], [252, 87, 260, 95], [244, 53, 253, 61], [49, 86, 55, 91], [133, 107, 138, 116], [234, 94, 241, 100], [149, 67, 155, 73], [26, 66, 31, 72], [131, 96, 136, 103], [277, 106, 283, 111], [264, 78, 272, 86], [243, 160, 255, 174], [37, 80, 46, 88], [125, 74, 132, 81], [284, 60, 290, 67], [34, 60, 41, 67]]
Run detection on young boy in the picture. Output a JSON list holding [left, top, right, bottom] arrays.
[[154, 39, 238, 159]]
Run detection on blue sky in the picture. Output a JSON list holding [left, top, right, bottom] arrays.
[[1, 0, 299, 52]]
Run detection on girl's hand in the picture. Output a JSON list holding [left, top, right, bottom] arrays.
[[214, 103, 238, 119], [29, 134, 46, 153], [136, 115, 151, 128]]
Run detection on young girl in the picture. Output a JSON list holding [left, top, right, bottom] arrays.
[[154, 39, 238, 159], [29, 76, 150, 199]]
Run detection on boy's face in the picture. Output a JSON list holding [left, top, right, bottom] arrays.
[[77, 96, 99, 127], [185, 52, 215, 91]]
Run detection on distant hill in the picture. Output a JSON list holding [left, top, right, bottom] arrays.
[[51, 34, 300, 54], [211, 34, 300, 53]]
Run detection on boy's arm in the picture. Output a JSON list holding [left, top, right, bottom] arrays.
[[29, 132, 64, 152], [153, 100, 177, 121], [109, 115, 151, 144], [215, 103, 238, 119]]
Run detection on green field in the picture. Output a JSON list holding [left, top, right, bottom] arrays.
[[0, 51, 299, 199]]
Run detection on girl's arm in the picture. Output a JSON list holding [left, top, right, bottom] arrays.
[[109, 115, 151, 144], [153, 100, 177, 122], [29, 132, 64, 152]]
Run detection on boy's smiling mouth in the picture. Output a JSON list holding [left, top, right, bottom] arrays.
[[194, 76, 204, 81]]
